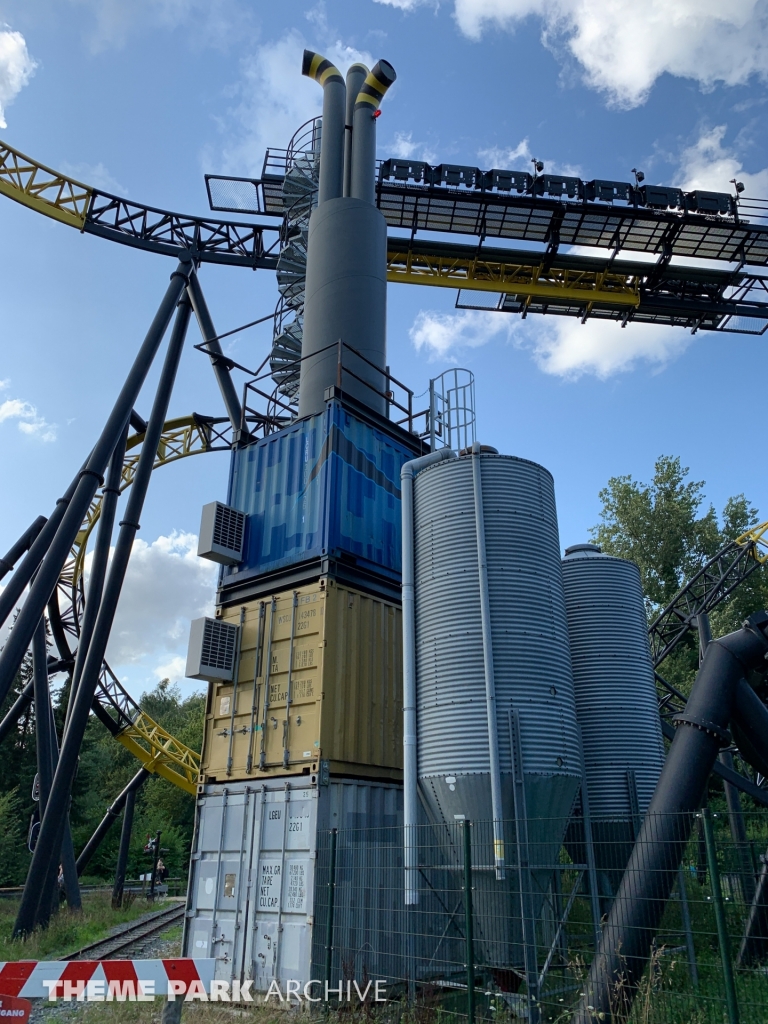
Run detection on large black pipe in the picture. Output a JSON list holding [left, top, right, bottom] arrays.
[[0, 516, 47, 583], [0, 679, 34, 744], [701, 612, 757, 905], [185, 274, 243, 438], [76, 768, 149, 875], [738, 852, 768, 966], [0, 260, 192, 716], [112, 787, 138, 908], [572, 613, 768, 1024], [732, 677, 768, 777], [0, 473, 82, 633], [12, 286, 192, 938], [66, 424, 129, 727], [32, 619, 81, 912]]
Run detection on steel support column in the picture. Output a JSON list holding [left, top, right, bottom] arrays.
[[0, 259, 193, 713], [76, 768, 149, 875], [572, 614, 768, 1024], [0, 516, 47, 583], [13, 283, 192, 938], [186, 273, 244, 439], [66, 423, 129, 726]]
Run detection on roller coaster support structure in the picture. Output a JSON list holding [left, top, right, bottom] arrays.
[[0, 516, 47, 583], [0, 259, 193, 717], [186, 274, 244, 440], [0, 472, 81, 633], [66, 423, 128, 723], [699, 611, 760, 906], [12, 272, 193, 937], [112, 782, 140, 908], [32, 617, 81, 912], [573, 612, 768, 1024], [77, 768, 149, 876]]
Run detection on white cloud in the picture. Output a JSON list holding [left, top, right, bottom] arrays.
[[70, 0, 253, 53], [451, 0, 768, 108], [60, 161, 127, 195], [101, 532, 217, 678], [373, 0, 436, 9], [389, 130, 438, 166], [0, 26, 36, 129], [410, 308, 512, 359], [521, 317, 692, 379], [0, 389, 57, 442], [154, 655, 188, 685], [217, 31, 373, 176], [676, 125, 768, 197], [410, 307, 691, 377], [478, 137, 580, 176]]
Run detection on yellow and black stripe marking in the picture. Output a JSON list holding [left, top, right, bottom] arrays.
[[302, 49, 344, 86], [354, 59, 397, 110]]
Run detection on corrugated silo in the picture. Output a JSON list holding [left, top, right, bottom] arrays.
[[412, 449, 582, 969], [561, 543, 665, 893]]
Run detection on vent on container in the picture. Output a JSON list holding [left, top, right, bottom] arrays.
[[198, 502, 245, 565], [186, 617, 239, 681]]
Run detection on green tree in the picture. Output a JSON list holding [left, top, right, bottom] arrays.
[[590, 455, 721, 613], [591, 455, 768, 697]]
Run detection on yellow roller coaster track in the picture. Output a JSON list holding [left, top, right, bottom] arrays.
[[0, 140, 92, 228], [386, 245, 642, 307], [58, 415, 230, 794]]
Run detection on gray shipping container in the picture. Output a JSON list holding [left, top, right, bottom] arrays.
[[183, 777, 402, 989]]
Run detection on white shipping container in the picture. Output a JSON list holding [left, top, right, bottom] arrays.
[[182, 777, 402, 989]]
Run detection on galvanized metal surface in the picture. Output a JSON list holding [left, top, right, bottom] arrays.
[[227, 399, 415, 584], [413, 452, 581, 833], [562, 545, 664, 820], [201, 579, 402, 781]]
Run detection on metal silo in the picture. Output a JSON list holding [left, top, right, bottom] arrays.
[[561, 543, 665, 893], [410, 448, 582, 977]]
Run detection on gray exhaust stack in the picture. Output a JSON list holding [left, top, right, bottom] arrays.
[[301, 51, 345, 204], [299, 51, 396, 419]]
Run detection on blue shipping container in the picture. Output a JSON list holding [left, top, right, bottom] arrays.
[[225, 400, 418, 583]]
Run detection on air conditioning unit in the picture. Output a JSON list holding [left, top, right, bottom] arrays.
[[197, 502, 245, 565], [185, 617, 239, 682]]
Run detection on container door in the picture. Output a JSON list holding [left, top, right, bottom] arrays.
[[249, 784, 318, 990]]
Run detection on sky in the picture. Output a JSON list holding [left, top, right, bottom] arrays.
[[0, 0, 767, 699]]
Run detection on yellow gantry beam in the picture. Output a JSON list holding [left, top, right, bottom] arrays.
[[0, 139, 92, 229], [57, 416, 224, 793], [386, 246, 642, 307]]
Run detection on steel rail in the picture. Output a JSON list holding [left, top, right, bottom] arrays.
[[61, 902, 186, 961]]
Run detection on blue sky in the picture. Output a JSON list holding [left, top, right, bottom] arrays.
[[1, 0, 767, 696]]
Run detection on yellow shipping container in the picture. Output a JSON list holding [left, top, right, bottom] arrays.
[[199, 579, 403, 783]]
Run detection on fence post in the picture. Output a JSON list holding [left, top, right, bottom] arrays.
[[463, 820, 475, 1024], [702, 808, 739, 1024], [324, 828, 338, 1007]]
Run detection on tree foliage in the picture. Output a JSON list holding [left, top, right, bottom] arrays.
[[591, 454, 768, 696], [0, 667, 204, 886]]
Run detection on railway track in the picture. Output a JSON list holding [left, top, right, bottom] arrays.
[[62, 902, 185, 961]]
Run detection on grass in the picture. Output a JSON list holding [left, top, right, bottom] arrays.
[[0, 891, 174, 961]]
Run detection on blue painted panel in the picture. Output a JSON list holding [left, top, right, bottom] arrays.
[[225, 401, 415, 582]]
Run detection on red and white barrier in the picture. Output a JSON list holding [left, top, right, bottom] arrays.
[[0, 959, 215, 1000]]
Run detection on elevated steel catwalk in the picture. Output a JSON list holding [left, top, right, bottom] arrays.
[[388, 238, 768, 333]]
